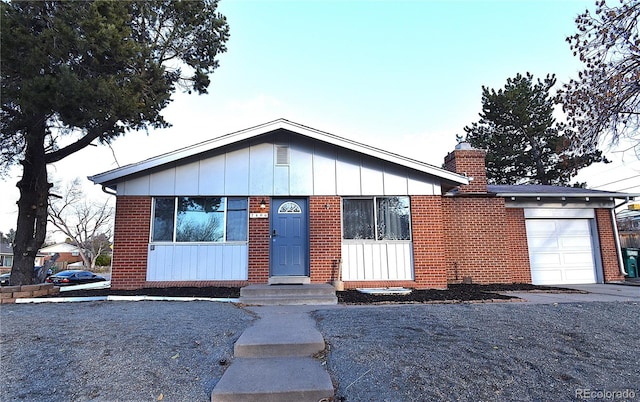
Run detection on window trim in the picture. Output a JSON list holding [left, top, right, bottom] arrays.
[[150, 196, 249, 244], [341, 196, 412, 242]]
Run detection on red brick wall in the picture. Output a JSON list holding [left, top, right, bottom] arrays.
[[309, 196, 342, 283], [505, 208, 532, 283], [443, 196, 512, 284], [443, 148, 487, 193], [596, 209, 624, 282], [111, 196, 151, 290], [248, 197, 270, 284], [411, 196, 448, 289]]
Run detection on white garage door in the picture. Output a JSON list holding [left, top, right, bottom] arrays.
[[525, 219, 596, 285]]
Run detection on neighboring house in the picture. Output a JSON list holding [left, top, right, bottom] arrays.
[[0, 241, 13, 272], [617, 206, 640, 248], [1, 241, 47, 272], [88, 119, 635, 290], [39, 242, 83, 266]]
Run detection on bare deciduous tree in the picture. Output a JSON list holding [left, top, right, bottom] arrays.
[[48, 179, 114, 269], [560, 0, 640, 154]]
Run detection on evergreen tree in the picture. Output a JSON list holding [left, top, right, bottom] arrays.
[[1, 1, 229, 285], [463, 73, 607, 186]]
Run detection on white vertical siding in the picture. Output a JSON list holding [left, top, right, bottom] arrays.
[[341, 242, 413, 281], [199, 155, 226, 195], [249, 143, 274, 195], [147, 243, 248, 281], [290, 143, 314, 195], [361, 159, 384, 195], [119, 175, 150, 195], [118, 135, 440, 196], [383, 168, 409, 195], [336, 151, 362, 195], [225, 148, 249, 195], [312, 145, 337, 194], [150, 169, 175, 195], [175, 161, 199, 195]]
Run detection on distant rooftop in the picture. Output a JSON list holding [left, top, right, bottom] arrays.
[[0, 241, 12, 254]]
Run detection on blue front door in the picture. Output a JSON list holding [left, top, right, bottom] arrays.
[[270, 198, 309, 276]]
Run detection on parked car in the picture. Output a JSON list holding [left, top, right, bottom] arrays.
[[46, 270, 106, 286], [0, 267, 55, 286]]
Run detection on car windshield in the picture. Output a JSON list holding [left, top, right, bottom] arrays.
[[55, 271, 78, 277]]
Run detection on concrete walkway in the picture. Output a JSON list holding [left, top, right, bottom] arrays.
[[501, 283, 640, 304], [211, 306, 334, 402]]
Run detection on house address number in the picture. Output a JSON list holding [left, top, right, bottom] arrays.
[[249, 213, 268, 219]]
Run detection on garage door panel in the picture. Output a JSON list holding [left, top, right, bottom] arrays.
[[528, 220, 558, 234], [528, 237, 560, 250], [555, 219, 590, 234], [526, 218, 596, 285], [529, 252, 561, 266], [559, 236, 592, 249], [530, 269, 563, 285], [565, 269, 598, 283], [561, 252, 595, 265]]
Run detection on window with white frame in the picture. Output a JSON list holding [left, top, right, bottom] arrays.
[[342, 196, 411, 240], [1, 255, 12, 267], [151, 197, 248, 242]]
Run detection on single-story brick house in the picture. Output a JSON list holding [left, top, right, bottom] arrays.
[[39, 242, 83, 266], [89, 119, 635, 290]]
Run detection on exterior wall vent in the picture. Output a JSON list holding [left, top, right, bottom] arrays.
[[276, 145, 289, 165]]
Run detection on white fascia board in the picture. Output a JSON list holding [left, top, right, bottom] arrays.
[[88, 119, 469, 186]]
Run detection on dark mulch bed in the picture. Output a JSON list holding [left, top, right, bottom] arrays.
[[48, 283, 583, 303], [336, 284, 583, 304]]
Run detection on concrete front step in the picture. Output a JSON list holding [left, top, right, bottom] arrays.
[[234, 309, 325, 358], [268, 276, 310, 285], [210, 357, 334, 402], [239, 284, 337, 306]]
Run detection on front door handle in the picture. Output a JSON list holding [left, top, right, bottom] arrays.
[[272, 229, 277, 237]]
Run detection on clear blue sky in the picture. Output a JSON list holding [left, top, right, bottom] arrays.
[[1, 0, 638, 237]]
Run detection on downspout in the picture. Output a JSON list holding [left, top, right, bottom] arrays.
[[611, 197, 630, 277]]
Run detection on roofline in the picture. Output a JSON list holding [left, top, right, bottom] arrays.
[[88, 119, 469, 186], [493, 191, 638, 199]]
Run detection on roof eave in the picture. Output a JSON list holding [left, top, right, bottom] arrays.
[[496, 192, 638, 200]]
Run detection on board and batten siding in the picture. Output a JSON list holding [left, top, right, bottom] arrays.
[[114, 136, 440, 197], [341, 242, 414, 281], [147, 243, 248, 281]]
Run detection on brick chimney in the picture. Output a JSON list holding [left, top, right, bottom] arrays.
[[444, 142, 488, 193]]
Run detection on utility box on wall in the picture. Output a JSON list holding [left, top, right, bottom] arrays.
[[622, 248, 639, 278]]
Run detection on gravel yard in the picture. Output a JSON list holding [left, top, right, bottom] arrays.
[[1, 300, 639, 402], [314, 302, 640, 402], [0, 301, 254, 402]]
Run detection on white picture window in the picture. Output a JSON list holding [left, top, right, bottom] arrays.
[[151, 197, 248, 242], [342, 196, 411, 241]]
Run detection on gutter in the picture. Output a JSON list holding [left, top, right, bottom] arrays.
[[101, 185, 117, 196]]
